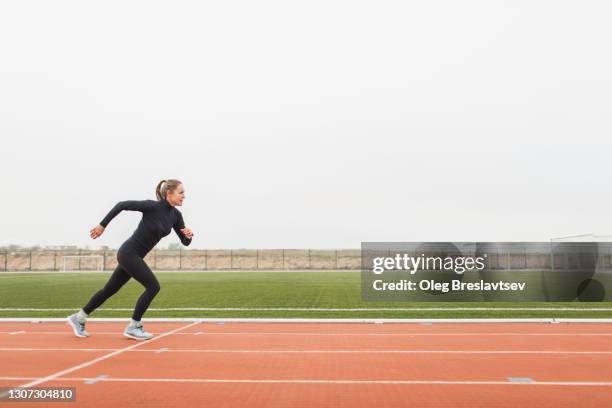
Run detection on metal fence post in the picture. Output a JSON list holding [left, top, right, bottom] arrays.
[[335, 250, 338, 269], [308, 249, 311, 270]]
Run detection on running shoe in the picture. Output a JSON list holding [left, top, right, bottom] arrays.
[[67, 314, 90, 338], [124, 323, 154, 340]]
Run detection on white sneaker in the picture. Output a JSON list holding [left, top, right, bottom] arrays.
[[67, 314, 90, 338], [123, 323, 153, 340]]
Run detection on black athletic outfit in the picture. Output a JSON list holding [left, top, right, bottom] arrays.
[[82, 199, 192, 321]]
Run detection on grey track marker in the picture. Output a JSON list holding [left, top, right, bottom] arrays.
[[85, 375, 108, 384], [507, 377, 534, 383]]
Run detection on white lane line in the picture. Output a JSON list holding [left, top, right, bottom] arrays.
[[0, 348, 118, 352], [2, 331, 612, 336], [7, 331, 25, 335], [1, 347, 612, 355], [1, 376, 612, 386], [0, 321, 200, 399], [3, 317, 611, 324], [170, 332, 612, 337]]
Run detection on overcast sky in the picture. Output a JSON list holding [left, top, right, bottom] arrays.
[[1, 1, 611, 249]]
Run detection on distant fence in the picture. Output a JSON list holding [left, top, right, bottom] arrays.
[[0, 250, 361, 272], [2, 248, 612, 272]]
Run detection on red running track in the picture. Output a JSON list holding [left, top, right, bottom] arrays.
[[0, 321, 611, 407]]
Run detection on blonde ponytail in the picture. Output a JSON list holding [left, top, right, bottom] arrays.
[[156, 179, 181, 200]]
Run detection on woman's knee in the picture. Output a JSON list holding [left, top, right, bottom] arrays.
[[147, 280, 161, 295]]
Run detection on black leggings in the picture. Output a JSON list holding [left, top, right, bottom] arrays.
[[82, 250, 160, 321]]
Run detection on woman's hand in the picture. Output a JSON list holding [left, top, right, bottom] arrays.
[[180, 227, 194, 239], [90, 224, 105, 239]]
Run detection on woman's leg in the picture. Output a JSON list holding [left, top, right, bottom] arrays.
[[82, 265, 131, 315], [117, 252, 160, 322]]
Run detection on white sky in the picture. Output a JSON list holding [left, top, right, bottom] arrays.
[[1, 1, 611, 249]]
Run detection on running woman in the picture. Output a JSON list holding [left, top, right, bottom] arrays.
[[67, 179, 193, 340]]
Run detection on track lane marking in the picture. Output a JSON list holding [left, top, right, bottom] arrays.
[[3, 331, 612, 336], [0, 321, 200, 399], [1, 376, 612, 386], [1, 347, 612, 354]]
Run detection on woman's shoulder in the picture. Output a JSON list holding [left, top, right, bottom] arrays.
[[132, 199, 161, 212], [117, 199, 158, 209]]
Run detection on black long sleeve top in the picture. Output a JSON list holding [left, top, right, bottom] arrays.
[[100, 199, 192, 256]]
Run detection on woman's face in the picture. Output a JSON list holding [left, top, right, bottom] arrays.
[[166, 184, 185, 207]]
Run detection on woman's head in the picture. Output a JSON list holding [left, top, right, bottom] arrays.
[[156, 179, 185, 206]]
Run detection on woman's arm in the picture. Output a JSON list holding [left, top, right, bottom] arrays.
[[99, 200, 156, 228], [173, 211, 193, 246]]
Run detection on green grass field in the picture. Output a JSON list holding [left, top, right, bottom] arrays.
[[0, 271, 611, 318]]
